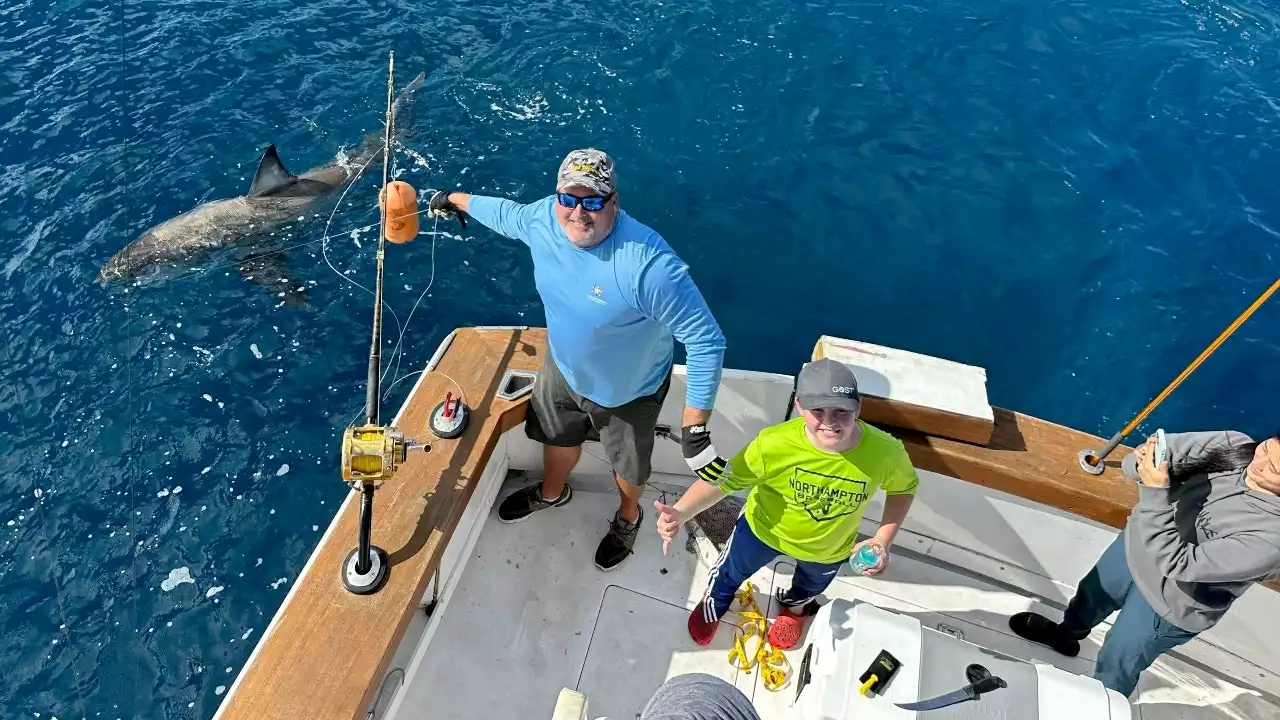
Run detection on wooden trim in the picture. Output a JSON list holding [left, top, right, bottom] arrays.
[[214, 328, 545, 720], [860, 395, 994, 446], [896, 408, 1138, 527]]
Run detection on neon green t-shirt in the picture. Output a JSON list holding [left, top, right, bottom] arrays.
[[714, 417, 919, 564]]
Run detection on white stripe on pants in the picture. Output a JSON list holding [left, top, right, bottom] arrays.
[[701, 522, 740, 623]]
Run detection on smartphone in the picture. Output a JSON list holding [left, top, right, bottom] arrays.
[[1153, 429, 1168, 468]]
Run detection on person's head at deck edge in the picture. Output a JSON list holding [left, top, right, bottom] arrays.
[[793, 358, 862, 453], [1247, 435, 1280, 495], [554, 148, 618, 249]]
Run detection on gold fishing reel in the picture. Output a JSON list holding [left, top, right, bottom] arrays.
[[340, 424, 422, 489]]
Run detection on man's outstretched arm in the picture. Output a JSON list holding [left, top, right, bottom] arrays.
[[429, 190, 538, 245]]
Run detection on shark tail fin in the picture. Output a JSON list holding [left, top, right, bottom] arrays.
[[401, 72, 426, 98], [391, 72, 427, 114], [249, 144, 298, 197], [388, 72, 428, 141]]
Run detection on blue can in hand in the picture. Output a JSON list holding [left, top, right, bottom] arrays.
[[849, 542, 884, 574]]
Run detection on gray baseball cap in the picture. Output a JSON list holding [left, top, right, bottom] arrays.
[[796, 358, 861, 412], [557, 148, 616, 196]]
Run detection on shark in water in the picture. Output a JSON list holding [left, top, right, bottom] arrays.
[[99, 71, 427, 305]]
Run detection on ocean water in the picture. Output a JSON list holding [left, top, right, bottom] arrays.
[[2, 0, 1279, 716]]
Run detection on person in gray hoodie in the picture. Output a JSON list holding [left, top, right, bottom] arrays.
[[1008, 429, 1280, 697]]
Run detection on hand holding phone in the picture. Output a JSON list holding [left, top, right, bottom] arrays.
[[1153, 429, 1168, 469]]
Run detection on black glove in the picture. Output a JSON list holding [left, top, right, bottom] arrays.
[[682, 424, 727, 483], [427, 190, 467, 229]]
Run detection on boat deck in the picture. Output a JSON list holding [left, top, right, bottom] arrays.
[[211, 327, 1280, 720], [389, 474, 1280, 720]]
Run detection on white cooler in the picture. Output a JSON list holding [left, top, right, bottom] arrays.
[[796, 600, 1132, 720]]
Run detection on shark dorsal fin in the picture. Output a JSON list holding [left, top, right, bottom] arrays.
[[249, 144, 298, 197]]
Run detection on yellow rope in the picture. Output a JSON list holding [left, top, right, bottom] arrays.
[[726, 582, 791, 692]]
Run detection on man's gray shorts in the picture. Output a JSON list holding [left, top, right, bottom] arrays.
[[525, 356, 671, 486]]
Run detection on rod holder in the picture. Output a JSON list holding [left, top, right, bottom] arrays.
[[343, 485, 389, 595], [1079, 431, 1125, 476]]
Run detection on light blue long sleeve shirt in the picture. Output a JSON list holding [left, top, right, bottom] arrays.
[[467, 195, 725, 410]]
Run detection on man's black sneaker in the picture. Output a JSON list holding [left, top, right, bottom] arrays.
[[497, 483, 572, 524], [595, 508, 643, 571], [1009, 611, 1082, 657]]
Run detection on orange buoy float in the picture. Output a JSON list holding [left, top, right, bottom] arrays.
[[379, 180, 419, 243]]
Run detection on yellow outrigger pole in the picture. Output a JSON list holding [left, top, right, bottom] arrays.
[[1080, 277, 1280, 475], [337, 51, 423, 595]]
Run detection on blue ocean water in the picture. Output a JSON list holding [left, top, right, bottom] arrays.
[[2, 0, 1279, 716]]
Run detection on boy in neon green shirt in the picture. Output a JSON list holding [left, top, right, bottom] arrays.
[[655, 358, 919, 649]]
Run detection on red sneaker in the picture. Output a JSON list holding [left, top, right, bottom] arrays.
[[688, 604, 720, 646]]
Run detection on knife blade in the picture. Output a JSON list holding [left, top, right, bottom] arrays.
[[894, 685, 978, 711], [792, 643, 814, 706], [894, 664, 1006, 712]]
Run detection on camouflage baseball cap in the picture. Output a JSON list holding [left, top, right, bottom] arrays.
[[557, 148, 616, 195]]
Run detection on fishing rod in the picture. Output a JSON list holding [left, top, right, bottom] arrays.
[[334, 51, 473, 594], [337, 50, 423, 595], [1080, 277, 1280, 475]]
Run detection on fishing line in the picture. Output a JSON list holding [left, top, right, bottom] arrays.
[[0, 316, 88, 718], [327, 120, 451, 411], [318, 142, 460, 401], [334, 82, 455, 423], [380, 370, 423, 398], [382, 213, 442, 400], [385, 128, 407, 387], [339, 206, 447, 426], [321, 140, 384, 297], [340, 360, 468, 431], [313, 139, 422, 400]]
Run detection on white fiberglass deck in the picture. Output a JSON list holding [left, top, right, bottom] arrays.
[[386, 475, 1280, 720]]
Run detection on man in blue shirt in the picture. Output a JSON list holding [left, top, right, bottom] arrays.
[[426, 149, 728, 570]]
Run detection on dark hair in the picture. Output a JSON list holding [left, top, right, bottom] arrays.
[[1170, 431, 1280, 483]]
